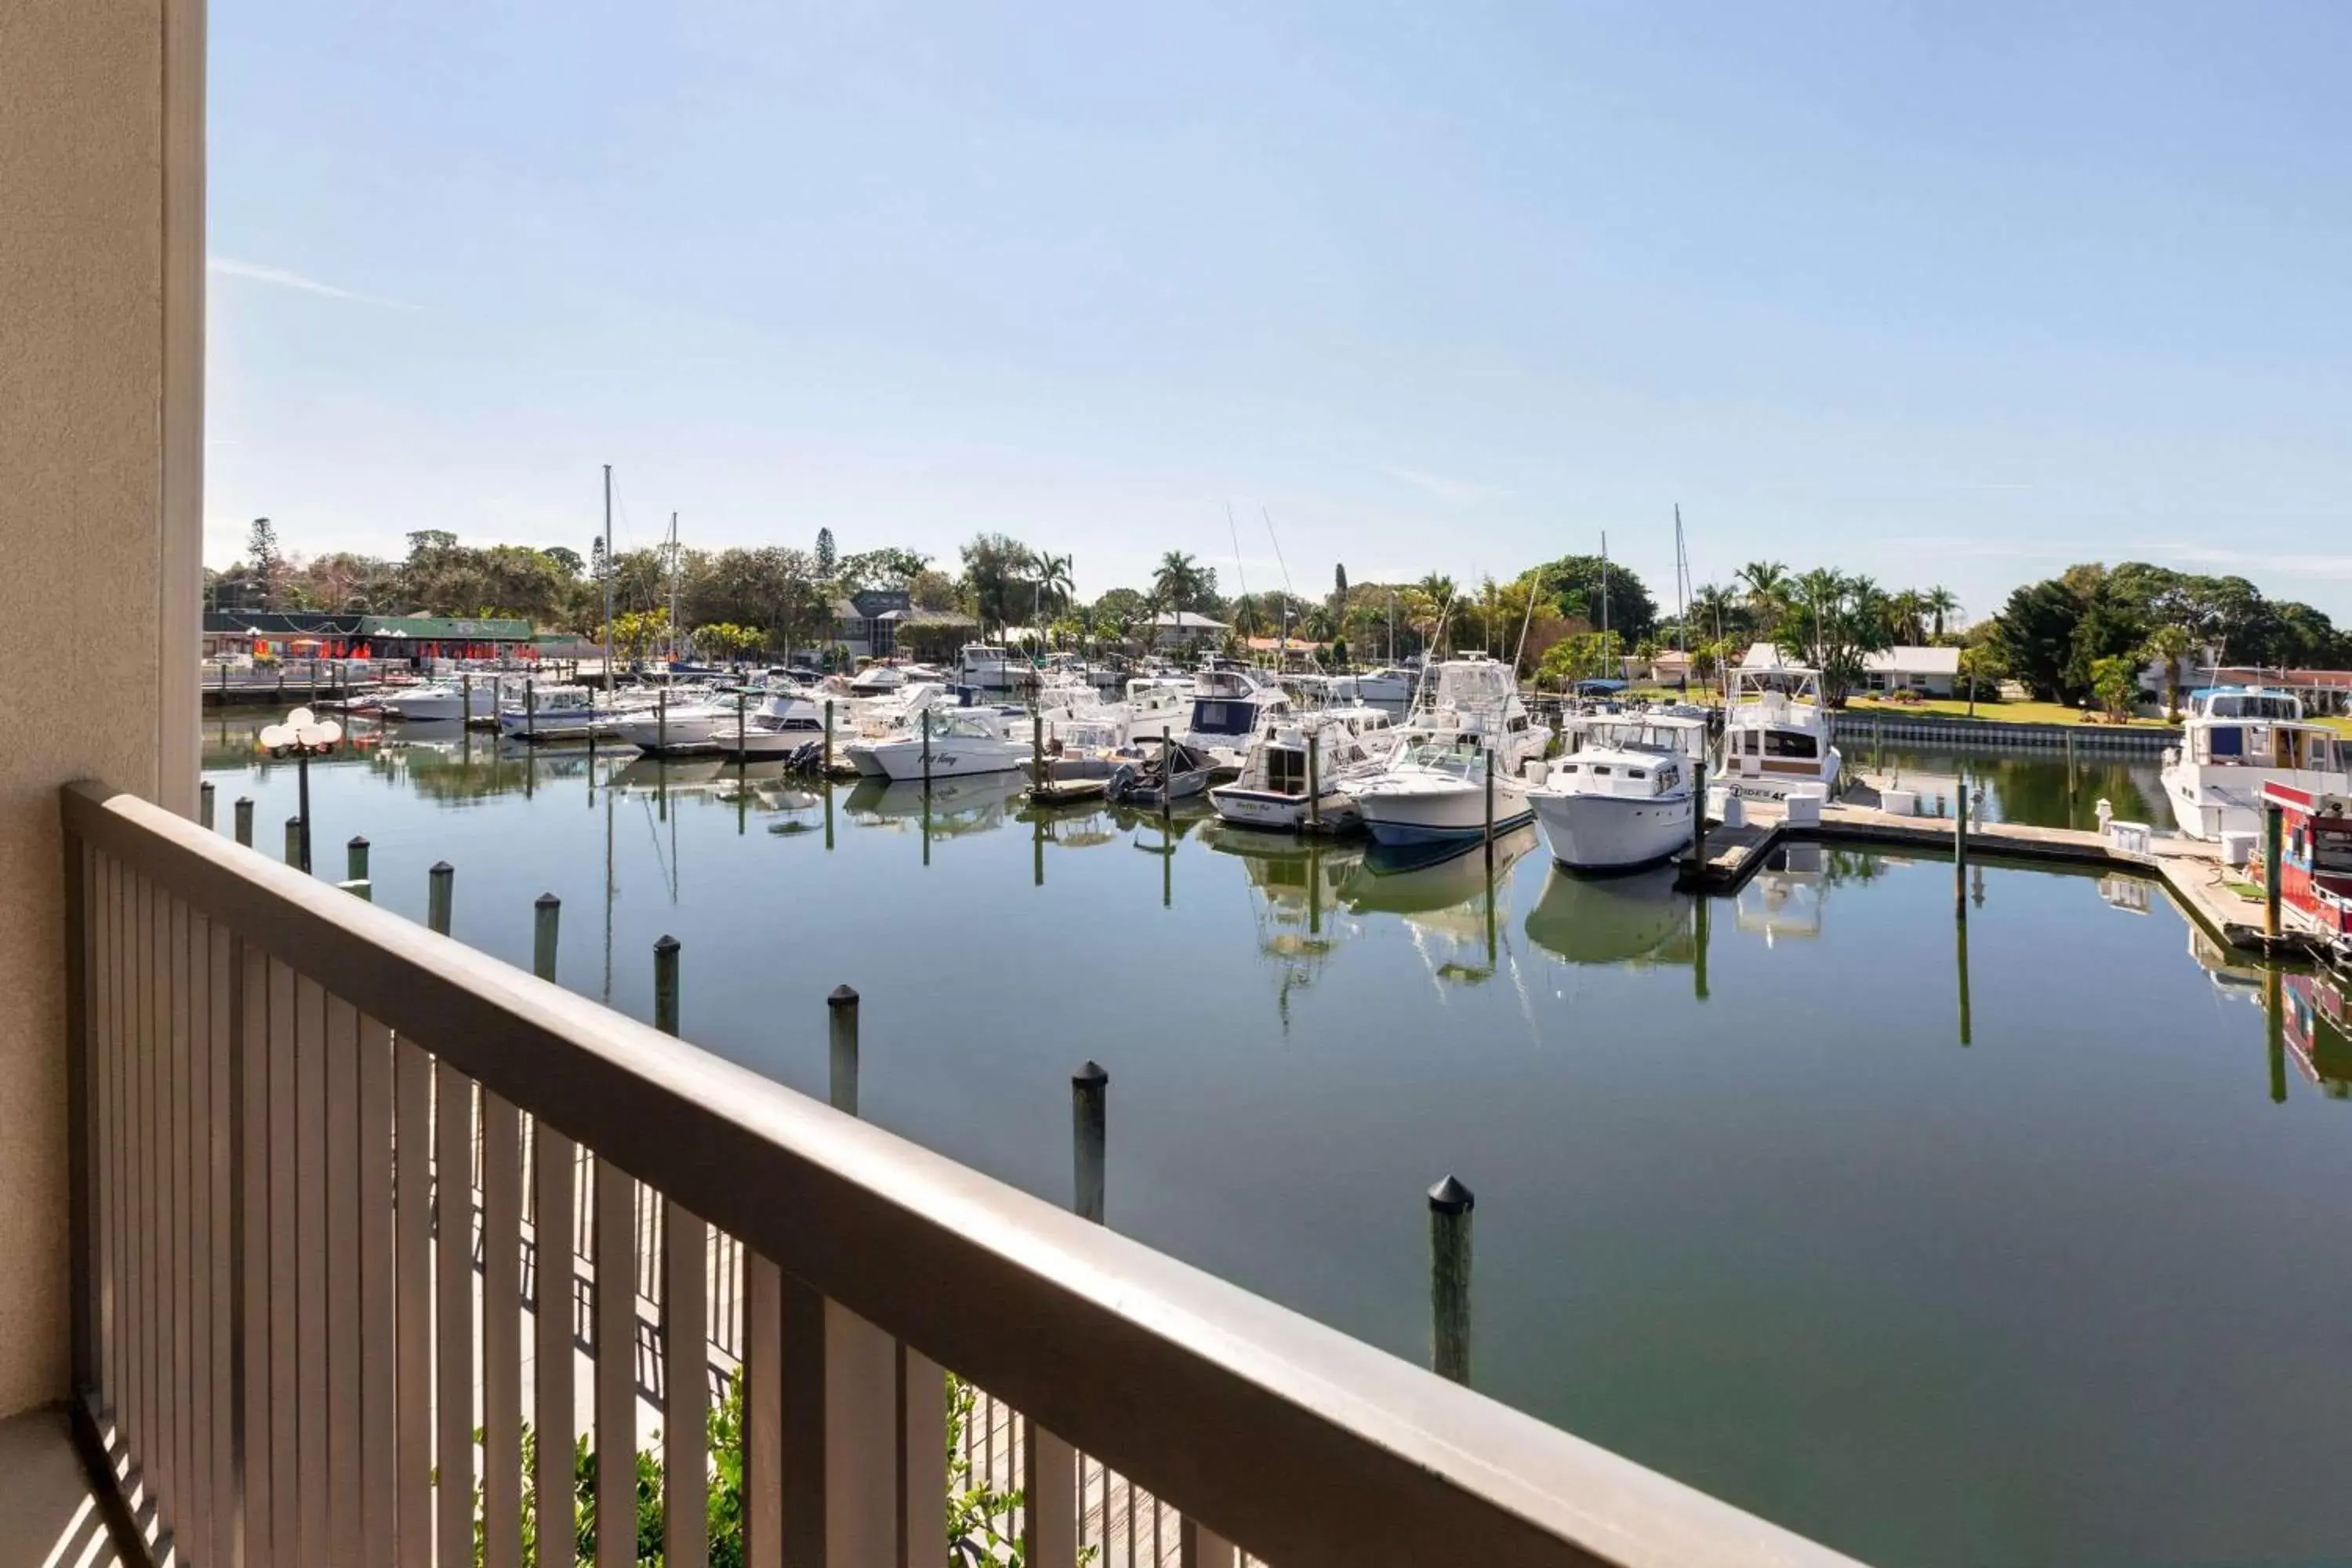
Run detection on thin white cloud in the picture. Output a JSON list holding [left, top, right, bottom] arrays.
[[1385, 466, 1513, 507], [208, 256, 419, 309]]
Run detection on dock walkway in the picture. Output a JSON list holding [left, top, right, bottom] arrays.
[[1682, 793, 2314, 958]]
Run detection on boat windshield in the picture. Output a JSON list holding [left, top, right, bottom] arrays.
[[1396, 744, 1488, 781], [1427, 660, 1515, 713], [2201, 690, 2303, 721], [1189, 698, 1263, 736]]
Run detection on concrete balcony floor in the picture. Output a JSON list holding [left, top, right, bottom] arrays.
[[0, 1406, 126, 1568]]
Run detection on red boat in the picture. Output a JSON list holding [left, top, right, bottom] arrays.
[[2254, 781, 2352, 968]]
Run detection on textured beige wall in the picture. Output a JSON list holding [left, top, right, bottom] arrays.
[[0, 1, 203, 1417]]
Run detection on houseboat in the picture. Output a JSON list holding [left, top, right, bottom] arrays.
[[2253, 781, 2352, 969]]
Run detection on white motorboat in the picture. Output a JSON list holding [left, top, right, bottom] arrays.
[[1209, 717, 1385, 832], [2160, 686, 2352, 840], [707, 699, 829, 758], [1346, 742, 1535, 847], [1341, 655, 1547, 847], [1720, 662, 1841, 800], [615, 683, 816, 755], [1174, 666, 1294, 768], [840, 684, 958, 775], [496, 685, 630, 740], [381, 676, 518, 723], [866, 710, 1029, 781], [1105, 737, 1222, 808], [1347, 667, 1417, 705], [956, 643, 1029, 692], [1527, 715, 1707, 871], [847, 663, 907, 697]]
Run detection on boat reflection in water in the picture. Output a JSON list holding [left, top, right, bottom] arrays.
[[1196, 820, 1367, 1026], [2282, 969, 2352, 1100], [1736, 842, 1828, 945], [844, 775, 1026, 839], [1521, 864, 1697, 969], [1338, 826, 1539, 989]]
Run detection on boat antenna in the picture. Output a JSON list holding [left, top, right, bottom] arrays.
[[667, 510, 681, 672], [601, 464, 615, 696], [1261, 507, 1299, 673], [1509, 565, 1541, 681], [1225, 503, 1250, 662], [1673, 505, 1687, 660]]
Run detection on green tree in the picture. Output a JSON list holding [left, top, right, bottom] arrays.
[[835, 547, 930, 592], [1923, 585, 1960, 640], [539, 546, 585, 578], [1152, 550, 1212, 612], [1957, 642, 2005, 717], [1775, 571, 1893, 705], [1739, 561, 1789, 633], [814, 527, 837, 579], [2090, 654, 2141, 720], [959, 534, 1035, 634], [1991, 579, 2085, 702], [246, 517, 285, 608], [909, 568, 961, 612], [2138, 622, 2197, 720], [1533, 554, 1656, 644]]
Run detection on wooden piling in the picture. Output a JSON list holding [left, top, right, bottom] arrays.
[[234, 796, 253, 848], [1161, 724, 1172, 825], [654, 935, 681, 1036], [427, 862, 454, 936], [532, 894, 560, 982], [823, 698, 835, 774], [1956, 916, 1973, 1047], [1691, 760, 1708, 872], [199, 780, 215, 829], [735, 689, 748, 768], [347, 834, 370, 885], [1428, 1175, 1473, 1385], [2266, 964, 2287, 1103], [1033, 708, 1045, 793], [1072, 1062, 1107, 1225], [339, 879, 372, 901], [1954, 769, 1969, 921], [2264, 800, 2284, 942], [283, 815, 302, 867], [524, 677, 537, 742], [461, 671, 472, 725], [828, 985, 859, 1116], [1307, 730, 1322, 830], [921, 707, 933, 792], [658, 684, 669, 753]]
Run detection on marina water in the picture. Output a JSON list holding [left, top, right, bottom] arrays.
[[207, 717, 2352, 1566]]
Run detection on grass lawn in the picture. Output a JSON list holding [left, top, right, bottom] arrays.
[[1842, 696, 2177, 728]]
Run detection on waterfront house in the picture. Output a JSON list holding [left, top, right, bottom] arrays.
[[1150, 610, 1231, 652], [1, 13, 1858, 1564], [1737, 643, 1962, 698]]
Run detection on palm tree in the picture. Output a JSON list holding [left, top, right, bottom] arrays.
[[1739, 561, 1789, 631], [2139, 623, 2197, 721], [1153, 551, 1206, 611], [1889, 589, 1928, 646], [1923, 586, 1960, 641], [1031, 551, 1075, 619]]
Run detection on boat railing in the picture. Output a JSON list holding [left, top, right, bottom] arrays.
[[60, 777, 1861, 1568]]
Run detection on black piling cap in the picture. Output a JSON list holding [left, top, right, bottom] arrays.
[[828, 983, 858, 1007], [654, 934, 681, 954], [348, 834, 368, 848], [1427, 1174, 1475, 1215], [1073, 1059, 1109, 1089], [430, 860, 454, 876], [535, 891, 561, 909]]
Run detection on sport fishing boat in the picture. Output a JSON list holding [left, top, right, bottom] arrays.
[[1174, 666, 1294, 768], [495, 684, 630, 741], [2161, 687, 2352, 841], [1346, 666, 1417, 705], [381, 673, 527, 723], [1720, 663, 1841, 800], [1341, 655, 1546, 848], [864, 709, 1029, 781], [1526, 714, 1708, 870], [1208, 717, 1385, 832], [612, 680, 809, 755]]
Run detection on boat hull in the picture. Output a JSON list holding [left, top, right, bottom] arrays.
[[1207, 785, 1361, 832], [1530, 789, 1693, 870], [1717, 748, 1842, 801], [870, 739, 1025, 781], [1352, 777, 1534, 847], [2161, 764, 2352, 841]]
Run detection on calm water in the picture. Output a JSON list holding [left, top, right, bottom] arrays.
[[205, 717, 2352, 1568]]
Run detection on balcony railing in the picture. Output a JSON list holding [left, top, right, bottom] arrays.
[[60, 779, 1861, 1566]]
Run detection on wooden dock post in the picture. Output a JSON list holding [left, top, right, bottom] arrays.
[[1033, 708, 1045, 795], [339, 878, 372, 902], [654, 935, 681, 1036], [1693, 891, 1710, 1000], [1691, 760, 1708, 873], [1954, 769, 1970, 921], [2264, 800, 2284, 943], [735, 689, 748, 769], [1428, 1175, 1473, 1385], [198, 779, 215, 829], [347, 834, 369, 885], [532, 893, 560, 981], [823, 698, 835, 774], [657, 684, 669, 754], [1072, 1061, 1107, 1225], [427, 862, 454, 936], [921, 707, 933, 793], [1308, 729, 1322, 830], [524, 677, 537, 742], [234, 796, 253, 847], [283, 815, 303, 867], [1161, 724, 1173, 826], [828, 984, 859, 1116], [1483, 743, 1497, 873], [1956, 916, 1973, 1047]]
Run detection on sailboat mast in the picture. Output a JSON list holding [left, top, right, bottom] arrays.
[[601, 464, 615, 689], [1599, 531, 1610, 683], [668, 510, 681, 669], [1674, 505, 1687, 658]]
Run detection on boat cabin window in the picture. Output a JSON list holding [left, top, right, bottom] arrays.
[[1626, 768, 1647, 781], [1656, 764, 1679, 792], [1557, 762, 1579, 774], [1590, 764, 1612, 775], [1269, 747, 1307, 794], [1189, 700, 1257, 736], [2316, 827, 2352, 876], [1764, 730, 1819, 760]]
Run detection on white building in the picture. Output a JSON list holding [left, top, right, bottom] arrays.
[[1737, 643, 1962, 697]]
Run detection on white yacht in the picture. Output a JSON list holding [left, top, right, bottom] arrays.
[[1720, 663, 1841, 800], [2160, 686, 2352, 840], [1527, 715, 1708, 871], [1348, 667, 1417, 705], [495, 685, 629, 740], [847, 663, 907, 697], [381, 674, 521, 723], [1175, 666, 1294, 768], [956, 643, 1023, 693], [1209, 717, 1386, 832], [612, 681, 811, 755], [1342, 657, 1547, 848], [705, 698, 831, 759], [841, 684, 958, 775], [865, 710, 1030, 781]]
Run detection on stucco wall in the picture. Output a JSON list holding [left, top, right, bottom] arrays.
[[0, 0, 202, 1417]]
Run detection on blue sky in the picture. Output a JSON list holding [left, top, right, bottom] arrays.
[[207, 1, 2352, 623]]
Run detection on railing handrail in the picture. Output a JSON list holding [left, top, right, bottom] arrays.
[[64, 779, 1861, 1568]]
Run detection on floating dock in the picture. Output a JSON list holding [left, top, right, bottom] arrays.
[[1681, 793, 2318, 959]]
